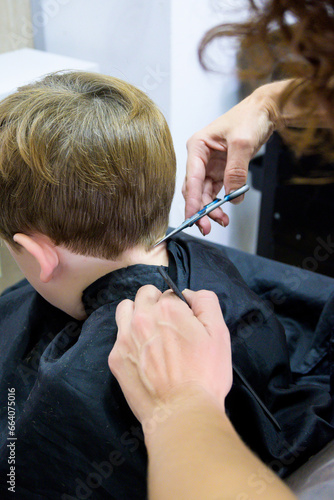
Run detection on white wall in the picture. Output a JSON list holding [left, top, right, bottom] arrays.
[[170, 0, 260, 252], [32, 0, 170, 118], [31, 0, 261, 253]]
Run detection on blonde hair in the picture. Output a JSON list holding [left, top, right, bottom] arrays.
[[0, 71, 176, 258]]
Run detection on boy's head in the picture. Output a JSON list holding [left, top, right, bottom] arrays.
[[0, 71, 176, 260]]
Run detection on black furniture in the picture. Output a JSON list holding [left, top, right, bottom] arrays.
[[250, 132, 334, 278]]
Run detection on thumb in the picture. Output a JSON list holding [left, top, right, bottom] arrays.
[[224, 141, 250, 202]]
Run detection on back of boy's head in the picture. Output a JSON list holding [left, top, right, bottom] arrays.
[[0, 71, 176, 259]]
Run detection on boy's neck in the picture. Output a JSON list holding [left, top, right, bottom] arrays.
[[58, 243, 169, 320], [7, 239, 169, 321]]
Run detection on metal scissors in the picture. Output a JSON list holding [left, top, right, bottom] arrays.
[[154, 184, 250, 247]]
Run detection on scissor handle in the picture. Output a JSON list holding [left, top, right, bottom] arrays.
[[187, 199, 221, 227], [153, 184, 250, 247], [188, 184, 250, 227]]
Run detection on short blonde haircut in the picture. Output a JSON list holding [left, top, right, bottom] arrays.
[[0, 71, 176, 258]]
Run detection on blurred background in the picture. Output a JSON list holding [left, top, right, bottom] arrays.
[[0, 0, 333, 293]]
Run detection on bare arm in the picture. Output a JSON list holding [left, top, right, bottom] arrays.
[[145, 388, 296, 500]]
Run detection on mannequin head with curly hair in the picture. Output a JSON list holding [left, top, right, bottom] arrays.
[[199, 0, 334, 155]]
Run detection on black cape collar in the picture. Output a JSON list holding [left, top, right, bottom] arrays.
[[81, 240, 188, 317]]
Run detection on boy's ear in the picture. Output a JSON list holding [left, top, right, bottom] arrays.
[[13, 233, 59, 283]]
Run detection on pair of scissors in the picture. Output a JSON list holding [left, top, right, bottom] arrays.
[[154, 184, 250, 247]]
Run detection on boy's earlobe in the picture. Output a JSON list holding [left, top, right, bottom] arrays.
[[13, 233, 59, 283]]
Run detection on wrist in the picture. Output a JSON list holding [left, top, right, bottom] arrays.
[[251, 80, 292, 130], [143, 383, 227, 449]]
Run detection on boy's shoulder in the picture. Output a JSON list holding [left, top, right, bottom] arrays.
[[0, 279, 38, 315], [1, 278, 32, 298], [0, 278, 73, 350]]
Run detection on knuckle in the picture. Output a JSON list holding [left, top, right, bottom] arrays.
[[107, 350, 113, 364], [132, 310, 150, 329], [159, 291, 184, 316], [186, 134, 197, 149], [108, 349, 119, 372], [230, 168, 248, 179], [182, 180, 187, 196], [186, 137, 192, 149], [116, 298, 131, 314], [226, 166, 248, 183], [186, 133, 206, 152], [108, 349, 115, 364], [136, 284, 157, 297], [131, 312, 157, 342], [159, 296, 175, 315]]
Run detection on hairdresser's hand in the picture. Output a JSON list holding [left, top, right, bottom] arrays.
[[183, 82, 285, 235], [108, 286, 232, 427]]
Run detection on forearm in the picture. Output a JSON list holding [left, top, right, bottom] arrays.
[[251, 79, 331, 129], [145, 388, 296, 500]]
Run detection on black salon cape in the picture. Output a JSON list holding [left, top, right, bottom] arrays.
[[0, 233, 333, 499]]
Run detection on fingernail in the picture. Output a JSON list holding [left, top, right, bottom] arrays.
[[219, 220, 225, 228], [198, 226, 205, 236]]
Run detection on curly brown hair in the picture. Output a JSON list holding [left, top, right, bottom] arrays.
[[199, 0, 334, 157]]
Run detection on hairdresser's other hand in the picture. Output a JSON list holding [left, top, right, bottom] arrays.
[[183, 83, 284, 235], [108, 286, 232, 426]]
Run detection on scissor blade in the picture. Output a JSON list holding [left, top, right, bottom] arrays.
[[154, 184, 250, 247], [153, 222, 189, 247], [153, 202, 219, 247]]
